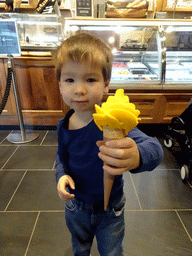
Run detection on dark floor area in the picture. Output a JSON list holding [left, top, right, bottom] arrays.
[[0, 128, 191, 256]]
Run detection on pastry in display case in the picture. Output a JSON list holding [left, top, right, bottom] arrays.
[[105, 0, 149, 18], [64, 18, 162, 88], [0, 13, 63, 51]]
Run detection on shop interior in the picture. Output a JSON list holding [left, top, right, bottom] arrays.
[[0, 0, 191, 255]]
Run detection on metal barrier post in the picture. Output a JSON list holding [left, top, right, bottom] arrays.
[[7, 56, 39, 143]]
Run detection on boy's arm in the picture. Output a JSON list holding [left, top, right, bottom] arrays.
[[97, 127, 164, 175], [55, 117, 70, 183], [55, 151, 75, 200], [129, 127, 164, 173], [55, 151, 70, 183], [55, 112, 76, 200]]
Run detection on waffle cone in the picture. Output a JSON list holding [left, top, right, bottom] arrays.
[[103, 127, 125, 211]]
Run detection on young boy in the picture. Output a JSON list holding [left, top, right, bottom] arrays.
[[54, 33, 163, 256]]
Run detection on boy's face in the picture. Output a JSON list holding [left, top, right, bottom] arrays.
[[59, 61, 109, 114]]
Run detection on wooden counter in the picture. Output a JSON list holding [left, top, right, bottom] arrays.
[[0, 54, 192, 126], [0, 54, 66, 126]]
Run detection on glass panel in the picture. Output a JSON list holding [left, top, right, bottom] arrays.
[[164, 25, 192, 84], [0, 20, 21, 56], [65, 20, 160, 87], [3, 13, 63, 50]]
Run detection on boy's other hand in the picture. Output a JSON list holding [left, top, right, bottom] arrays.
[[96, 137, 140, 176], [57, 175, 75, 201]]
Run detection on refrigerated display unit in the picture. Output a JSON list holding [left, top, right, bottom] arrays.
[[64, 18, 192, 90]]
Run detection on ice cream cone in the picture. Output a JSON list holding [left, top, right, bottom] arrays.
[[93, 89, 141, 211], [103, 126, 125, 211]]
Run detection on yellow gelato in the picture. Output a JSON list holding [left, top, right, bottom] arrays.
[[93, 89, 140, 135]]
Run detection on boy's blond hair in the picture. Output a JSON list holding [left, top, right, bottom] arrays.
[[54, 33, 113, 82]]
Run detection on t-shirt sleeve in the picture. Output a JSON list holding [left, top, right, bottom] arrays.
[[55, 116, 71, 183], [129, 127, 164, 173], [55, 150, 70, 183]]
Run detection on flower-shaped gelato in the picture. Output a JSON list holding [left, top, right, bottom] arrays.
[[93, 89, 140, 134]]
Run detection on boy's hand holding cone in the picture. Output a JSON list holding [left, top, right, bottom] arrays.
[[93, 89, 140, 211]]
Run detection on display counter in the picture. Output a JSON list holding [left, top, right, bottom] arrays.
[[64, 18, 192, 90], [0, 13, 63, 51], [63, 18, 192, 123], [0, 16, 192, 126]]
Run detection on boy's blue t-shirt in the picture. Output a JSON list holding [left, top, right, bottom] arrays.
[[55, 109, 163, 205]]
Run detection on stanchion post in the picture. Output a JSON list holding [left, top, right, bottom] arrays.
[[7, 56, 39, 143]]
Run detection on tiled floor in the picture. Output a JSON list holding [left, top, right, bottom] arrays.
[[0, 129, 191, 256]]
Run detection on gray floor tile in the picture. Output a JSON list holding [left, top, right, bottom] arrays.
[[3, 146, 57, 169], [0, 170, 25, 211], [131, 169, 192, 210], [0, 145, 17, 169], [160, 138, 189, 169], [123, 172, 141, 210], [1, 130, 47, 146], [0, 129, 191, 256], [161, 146, 181, 169], [0, 212, 38, 256], [41, 130, 58, 146], [26, 212, 99, 256], [123, 211, 192, 256], [6, 171, 65, 211], [0, 130, 11, 143], [177, 211, 192, 239], [26, 211, 192, 256], [26, 212, 72, 256]]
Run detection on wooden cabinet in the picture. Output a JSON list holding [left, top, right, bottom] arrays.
[[0, 55, 191, 126], [0, 56, 65, 126], [128, 92, 192, 123], [0, 59, 17, 117], [107, 90, 192, 124]]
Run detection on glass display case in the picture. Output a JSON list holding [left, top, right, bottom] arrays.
[[0, 13, 64, 51], [64, 19, 163, 89], [64, 18, 192, 89], [163, 23, 192, 86]]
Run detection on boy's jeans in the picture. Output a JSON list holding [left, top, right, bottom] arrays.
[[65, 194, 126, 256]]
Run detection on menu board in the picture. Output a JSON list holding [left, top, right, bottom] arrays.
[[36, 0, 56, 14], [76, 0, 93, 17], [0, 20, 21, 56]]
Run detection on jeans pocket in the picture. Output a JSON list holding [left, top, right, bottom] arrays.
[[65, 199, 76, 211], [113, 194, 126, 217]]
